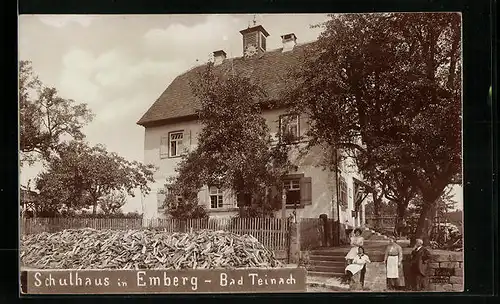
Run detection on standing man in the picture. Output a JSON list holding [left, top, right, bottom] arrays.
[[410, 238, 431, 291]]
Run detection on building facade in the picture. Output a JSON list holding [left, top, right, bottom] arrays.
[[137, 24, 371, 227]]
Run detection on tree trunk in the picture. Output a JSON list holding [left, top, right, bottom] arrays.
[[394, 202, 407, 236], [373, 195, 382, 229], [411, 194, 439, 246], [92, 201, 98, 215]]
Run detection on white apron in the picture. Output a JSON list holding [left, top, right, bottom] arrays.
[[386, 255, 399, 278], [345, 263, 364, 275], [345, 254, 370, 275]]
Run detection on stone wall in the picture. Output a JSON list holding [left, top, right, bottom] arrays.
[[426, 250, 463, 292], [345, 248, 463, 292]]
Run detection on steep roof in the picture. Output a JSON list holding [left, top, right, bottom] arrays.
[[137, 42, 316, 127]]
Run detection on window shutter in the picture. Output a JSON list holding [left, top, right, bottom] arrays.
[[300, 177, 312, 207], [160, 136, 169, 158], [299, 114, 307, 138], [182, 130, 191, 154], [197, 185, 208, 208], [157, 189, 166, 210]]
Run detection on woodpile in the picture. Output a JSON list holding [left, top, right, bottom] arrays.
[[20, 228, 283, 270]]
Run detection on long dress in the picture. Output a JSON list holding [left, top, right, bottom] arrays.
[[345, 254, 371, 290], [345, 236, 364, 261], [384, 243, 404, 290]]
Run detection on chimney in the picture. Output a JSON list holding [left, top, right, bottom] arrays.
[[239, 24, 270, 57], [213, 50, 227, 66], [281, 33, 297, 52]]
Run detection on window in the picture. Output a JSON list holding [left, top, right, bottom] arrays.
[[339, 177, 348, 210], [209, 187, 223, 209], [279, 115, 299, 143], [162, 185, 184, 209], [260, 33, 266, 50], [169, 132, 184, 157], [278, 175, 312, 208], [283, 179, 301, 206]]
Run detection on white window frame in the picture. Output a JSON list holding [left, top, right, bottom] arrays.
[[169, 131, 184, 158], [280, 114, 300, 142], [209, 187, 224, 209], [283, 179, 300, 205]]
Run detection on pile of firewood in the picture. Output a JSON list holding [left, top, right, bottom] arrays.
[[20, 228, 283, 270]]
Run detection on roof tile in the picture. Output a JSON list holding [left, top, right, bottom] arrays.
[[137, 42, 316, 127]]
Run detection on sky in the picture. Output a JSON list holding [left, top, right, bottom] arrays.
[[18, 14, 463, 213], [18, 14, 333, 213]]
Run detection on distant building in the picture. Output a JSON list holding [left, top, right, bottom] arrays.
[[20, 186, 38, 216], [137, 24, 372, 226]]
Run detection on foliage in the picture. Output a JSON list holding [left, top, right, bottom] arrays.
[[380, 170, 419, 230], [237, 204, 278, 218], [34, 140, 156, 215], [99, 191, 128, 215], [166, 63, 294, 218], [286, 13, 461, 243], [364, 200, 396, 217], [19, 61, 94, 166], [167, 195, 209, 220], [406, 186, 458, 220], [22, 207, 143, 219]]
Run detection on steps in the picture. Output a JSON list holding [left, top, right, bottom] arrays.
[[369, 232, 389, 241], [364, 228, 390, 241], [306, 248, 348, 278]]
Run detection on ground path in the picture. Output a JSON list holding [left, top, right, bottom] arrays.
[[302, 238, 412, 292]]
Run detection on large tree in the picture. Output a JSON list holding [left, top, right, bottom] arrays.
[[19, 61, 94, 166], [35, 141, 156, 215], [167, 63, 293, 218], [287, 13, 461, 243]]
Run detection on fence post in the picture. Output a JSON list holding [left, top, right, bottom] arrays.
[[319, 214, 328, 247], [288, 220, 300, 264]]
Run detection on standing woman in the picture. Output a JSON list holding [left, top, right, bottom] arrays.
[[384, 236, 404, 290], [345, 228, 364, 264]]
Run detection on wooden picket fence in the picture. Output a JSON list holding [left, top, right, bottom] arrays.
[[21, 217, 291, 251]]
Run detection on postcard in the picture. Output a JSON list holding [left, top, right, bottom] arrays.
[[19, 13, 463, 294]]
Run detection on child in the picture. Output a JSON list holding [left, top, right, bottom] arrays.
[[345, 228, 364, 264]]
